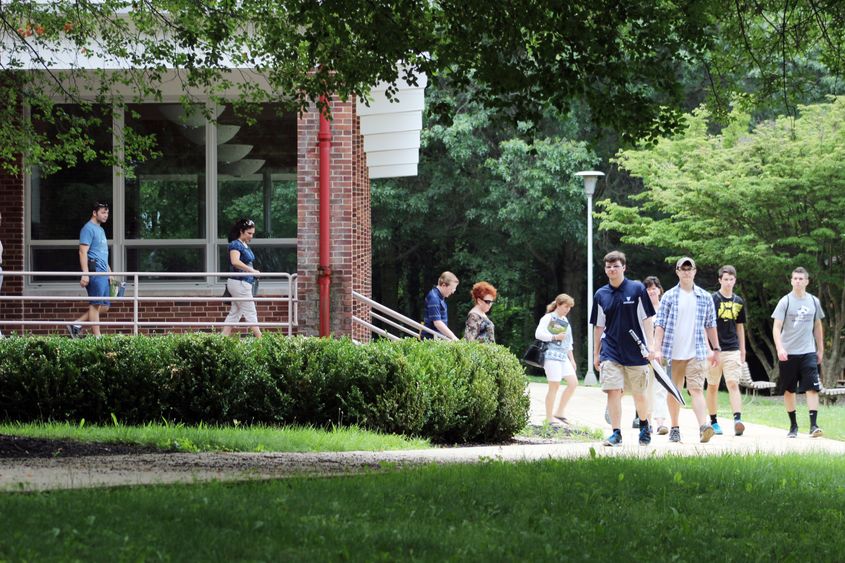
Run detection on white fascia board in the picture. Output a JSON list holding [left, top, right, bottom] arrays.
[[359, 111, 422, 136], [365, 148, 420, 167], [356, 88, 425, 116], [368, 163, 419, 179], [363, 131, 421, 152]]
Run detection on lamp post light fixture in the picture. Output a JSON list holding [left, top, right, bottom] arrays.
[[575, 170, 604, 386]]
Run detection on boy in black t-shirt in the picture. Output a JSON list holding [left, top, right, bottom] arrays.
[[706, 265, 747, 436]]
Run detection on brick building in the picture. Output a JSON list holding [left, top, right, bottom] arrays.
[[0, 77, 425, 339]]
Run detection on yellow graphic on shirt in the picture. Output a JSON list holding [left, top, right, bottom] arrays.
[[717, 301, 743, 321]]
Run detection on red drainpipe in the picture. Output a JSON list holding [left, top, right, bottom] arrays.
[[317, 96, 332, 337]]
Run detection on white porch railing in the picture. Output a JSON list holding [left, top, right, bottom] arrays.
[[0, 270, 298, 336], [351, 290, 449, 342]]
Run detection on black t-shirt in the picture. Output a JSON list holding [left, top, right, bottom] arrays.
[[712, 291, 746, 351]]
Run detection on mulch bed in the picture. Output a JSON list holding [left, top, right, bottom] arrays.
[[0, 434, 166, 459]]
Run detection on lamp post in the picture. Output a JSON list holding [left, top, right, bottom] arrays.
[[575, 171, 604, 385]]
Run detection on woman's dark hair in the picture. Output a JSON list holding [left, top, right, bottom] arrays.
[[227, 218, 255, 242]]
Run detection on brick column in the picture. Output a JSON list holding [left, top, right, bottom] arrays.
[[297, 98, 371, 338], [0, 153, 24, 332]]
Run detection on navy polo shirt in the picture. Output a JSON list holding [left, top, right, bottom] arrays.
[[422, 286, 448, 339], [590, 278, 655, 366]]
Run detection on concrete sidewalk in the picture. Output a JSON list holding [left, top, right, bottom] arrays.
[[527, 382, 844, 453], [1, 382, 843, 491]]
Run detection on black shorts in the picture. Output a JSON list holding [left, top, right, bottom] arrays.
[[779, 353, 821, 394]]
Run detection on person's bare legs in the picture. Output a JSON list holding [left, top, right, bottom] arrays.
[[726, 380, 743, 414], [554, 375, 578, 418], [688, 388, 708, 425], [632, 392, 650, 425], [706, 380, 720, 418], [73, 304, 107, 336], [606, 388, 623, 428], [545, 381, 560, 422], [668, 360, 687, 427], [250, 326, 262, 338]]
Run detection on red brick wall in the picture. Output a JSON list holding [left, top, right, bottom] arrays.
[[297, 97, 372, 339], [0, 152, 24, 327]]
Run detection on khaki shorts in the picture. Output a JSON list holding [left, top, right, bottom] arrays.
[[707, 350, 742, 385], [600, 361, 649, 394], [672, 358, 709, 391]]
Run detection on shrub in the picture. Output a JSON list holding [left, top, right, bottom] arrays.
[[0, 334, 528, 444]]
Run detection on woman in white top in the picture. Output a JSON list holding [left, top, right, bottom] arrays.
[[534, 293, 578, 425], [644, 276, 669, 434]]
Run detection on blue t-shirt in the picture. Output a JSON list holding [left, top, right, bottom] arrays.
[[590, 277, 655, 366], [228, 240, 256, 284], [79, 221, 109, 272], [422, 286, 448, 339]]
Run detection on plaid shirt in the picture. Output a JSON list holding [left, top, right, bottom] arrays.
[[655, 284, 717, 360]]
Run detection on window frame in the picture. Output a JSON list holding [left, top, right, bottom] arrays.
[[24, 101, 297, 295]]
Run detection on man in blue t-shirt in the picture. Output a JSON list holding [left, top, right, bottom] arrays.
[[590, 251, 656, 447], [421, 271, 459, 340], [68, 202, 112, 338]]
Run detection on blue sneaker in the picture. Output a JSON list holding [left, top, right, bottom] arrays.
[[604, 431, 622, 447], [638, 424, 652, 446], [711, 422, 723, 435]]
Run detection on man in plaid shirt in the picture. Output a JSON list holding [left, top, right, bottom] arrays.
[[654, 257, 721, 443]]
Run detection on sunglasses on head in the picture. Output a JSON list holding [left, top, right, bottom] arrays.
[[242, 219, 255, 227]]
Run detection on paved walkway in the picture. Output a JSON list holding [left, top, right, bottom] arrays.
[[1, 383, 843, 491]]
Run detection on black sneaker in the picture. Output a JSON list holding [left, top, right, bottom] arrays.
[[787, 426, 798, 438], [810, 426, 823, 438], [604, 431, 622, 447], [66, 324, 82, 339], [638, 424, 652, 446]]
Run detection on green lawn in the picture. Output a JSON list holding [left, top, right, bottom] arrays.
[[0, 421, 430, 453], [2, 455, 844, 560]]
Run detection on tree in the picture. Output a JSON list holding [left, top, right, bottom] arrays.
[[598, 100, 845, 386], [8, 0, 845, 174], [372, 78, 599, 359]]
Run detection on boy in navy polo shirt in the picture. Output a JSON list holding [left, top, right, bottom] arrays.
[[422, 271, 459, 340], [591, 251, 656, 447]]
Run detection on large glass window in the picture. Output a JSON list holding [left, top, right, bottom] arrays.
[[125, 104, 207, 240], [27, 103, 297, 286]]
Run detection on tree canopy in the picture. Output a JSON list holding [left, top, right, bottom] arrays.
[[4, 0, 845, 173], [599, 99, 845, 384]]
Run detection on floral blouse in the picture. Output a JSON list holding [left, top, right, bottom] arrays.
[[464, 311, 495, 343]]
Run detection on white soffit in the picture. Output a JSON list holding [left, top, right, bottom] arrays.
[[357, 73, 426, 179]]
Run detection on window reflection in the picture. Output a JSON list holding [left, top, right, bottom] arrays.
[[125, 104, 206, 240], [30, 104, 112, 240]]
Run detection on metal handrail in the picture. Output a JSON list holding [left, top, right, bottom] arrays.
[[0, 270, 298, 336], [351, 290, 451, 341]]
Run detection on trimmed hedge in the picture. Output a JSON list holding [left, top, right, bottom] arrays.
[[0, 334, 529, 444]]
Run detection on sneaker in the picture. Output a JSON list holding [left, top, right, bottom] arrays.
[[632, 417, 640, 429], [656, 425, 669, 436], [810, 426, 823, 438], [734, 419, 745, 436], [711, 422, 723, 435], [699, 424, 715, 443], [66, 324, 82, 339], [638, 424, 652, 446], [604, 431, 622, 447], [669, 427, 681, 443], [787, 426, 798, 438]]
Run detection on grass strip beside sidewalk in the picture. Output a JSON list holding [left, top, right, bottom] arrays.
[[0, 421, 430, 453], [2, 454, 844, 560]]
